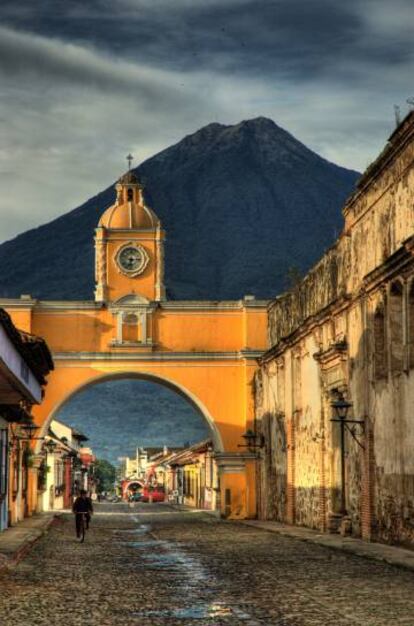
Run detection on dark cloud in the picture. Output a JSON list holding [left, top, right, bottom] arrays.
[[0, 0, 412, 242], [0, 26, 194, 109], [0, 0, 410, 80]]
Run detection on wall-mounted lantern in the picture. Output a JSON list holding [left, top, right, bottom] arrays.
[[330, 390, 365, 516], [20, 419, 40, 440], [44, 439, 58, 454], [238, 428, 265, 453]]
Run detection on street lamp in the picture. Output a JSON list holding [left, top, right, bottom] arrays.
[[239, 428, 264, 453], [330, 391, 365, 517], [20, 420, 40, 440], [44, 439, 57, 454]]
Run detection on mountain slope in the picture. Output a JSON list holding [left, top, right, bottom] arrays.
[[0, 117, 359, 301]]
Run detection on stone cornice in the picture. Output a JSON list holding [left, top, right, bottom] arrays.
[[262, 235, 414, 364], [159, 300, 269, 311], [215, 451, 256, 469], [52, 349, 265, 362], [94, 227, 160, 235], [361, 234, 414, 293], [343, 111, 414, 218], [0, 298, 269, 312], [313, 340, 348, 367], [261, 295, 351, 364]]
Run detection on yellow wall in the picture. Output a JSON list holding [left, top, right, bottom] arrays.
[[2, 300, 267, 519], [28, 360, 246, 450], [27, 306, 267, 354], [106, 237, 159, 302], [0, 171, 269, 519]]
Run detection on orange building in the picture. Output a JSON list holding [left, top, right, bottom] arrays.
[[164, 440, 217, 511], [0, 170, 269, 519], [0, 308, 53, 529]]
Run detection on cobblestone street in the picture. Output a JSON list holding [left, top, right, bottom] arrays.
[[1, 503, 414, 626]]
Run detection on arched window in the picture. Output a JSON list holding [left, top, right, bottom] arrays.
[[374, 303, 387, 380], [122, 313, 139, 343], [127, 188, 134, 201], [409, 282, 414, 369], [389, 281, 404, 372]]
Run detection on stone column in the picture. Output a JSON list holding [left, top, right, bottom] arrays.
[[94, 227, 107, 302], [31, 454, 45, 514], [361, 420, 376, 540], [286, 415, 296, 524]]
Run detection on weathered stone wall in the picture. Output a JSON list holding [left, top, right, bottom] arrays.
[[255, 366, 287, 521], [268, 242, 348, 347], [257, 112, 414, 543]]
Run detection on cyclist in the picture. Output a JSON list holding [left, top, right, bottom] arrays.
[[72, 489, 93, 538]]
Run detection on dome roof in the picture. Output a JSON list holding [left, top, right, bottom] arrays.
[[98, 171, 160, 229], [99, 201, 159, 229]]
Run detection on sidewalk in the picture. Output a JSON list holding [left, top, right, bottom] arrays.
[[0, 512, 59, 572], [240, 520, 414, 572]]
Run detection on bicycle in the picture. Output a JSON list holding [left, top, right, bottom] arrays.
[[76, 512, 89, 543]]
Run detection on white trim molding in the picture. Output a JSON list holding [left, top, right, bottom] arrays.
[[52, 349, 265, 362]]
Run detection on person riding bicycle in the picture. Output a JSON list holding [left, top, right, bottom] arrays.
[[72, 490, 93, 538]]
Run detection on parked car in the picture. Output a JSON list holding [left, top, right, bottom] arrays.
[[129, 492, 143, 502], [141, 485, 165, 503], [108, 494, 120, 503]]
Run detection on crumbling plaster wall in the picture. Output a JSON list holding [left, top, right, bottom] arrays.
[[255, 362, 287, 521], [258, 114, 414, 542]]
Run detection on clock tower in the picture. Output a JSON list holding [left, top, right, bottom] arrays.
[[94, 170, 165, 304]]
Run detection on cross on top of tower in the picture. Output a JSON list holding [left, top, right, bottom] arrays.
[[126, 153, 133, 171]]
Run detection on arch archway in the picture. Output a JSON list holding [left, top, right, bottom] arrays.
[[35, 370, 224, 454], [0, 167, 268, 519]]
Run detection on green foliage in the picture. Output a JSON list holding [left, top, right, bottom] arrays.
[[94, 458, 116, 492]]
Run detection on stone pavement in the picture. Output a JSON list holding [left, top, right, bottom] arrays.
[[2, 502, 414, 625], [0, 512, 58, 571], [241, 519, 414, 572]]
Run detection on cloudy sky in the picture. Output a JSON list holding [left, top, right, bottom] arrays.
[[0, 0, 413, 242]]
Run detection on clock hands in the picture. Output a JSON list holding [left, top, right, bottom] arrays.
[[120, 248, 141, 269], [117, 245, 147, 275]]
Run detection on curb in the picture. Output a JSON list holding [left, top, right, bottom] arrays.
[[0, 514, 61, 573], [239, 520, 414, 573]]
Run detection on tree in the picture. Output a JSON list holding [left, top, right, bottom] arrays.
[[94, 458, 116, 493]]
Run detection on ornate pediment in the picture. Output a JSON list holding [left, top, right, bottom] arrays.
[[111, 293, 150, 308]]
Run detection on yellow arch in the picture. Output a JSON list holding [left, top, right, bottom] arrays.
[[35, 370, 224, 453]]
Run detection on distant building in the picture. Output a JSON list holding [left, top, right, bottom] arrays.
[[119, 446, 182, 499], [153, 440, 218, 511], [79, 447, 96, 494], [39, 419, 92, 512], [124, 447, 150, 481]]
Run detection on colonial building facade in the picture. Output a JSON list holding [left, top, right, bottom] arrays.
[[256, 112, 414, 544], [0, 169, 268, 520], [0, 308, 53, 530], [40, 419, 93, 512]]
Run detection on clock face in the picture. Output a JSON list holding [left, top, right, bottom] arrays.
[[116, 244, 148, 276], [119, 246, 142, 271]]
